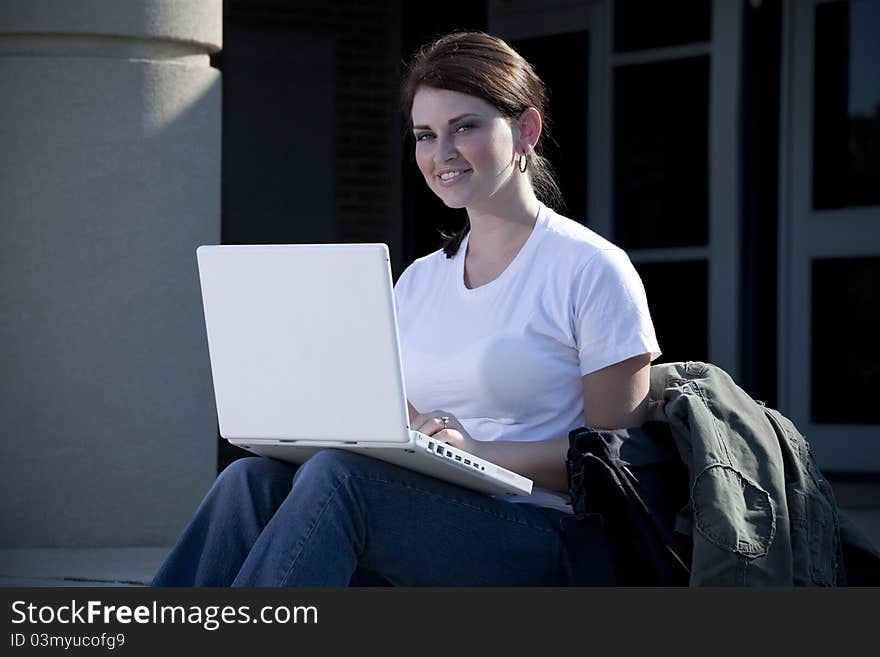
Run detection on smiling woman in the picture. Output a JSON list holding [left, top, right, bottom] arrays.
[[393, 32, 659, 559], [402, 31, 562, 258], [411, 87, 534, 212], [152, 31, 660, 588]]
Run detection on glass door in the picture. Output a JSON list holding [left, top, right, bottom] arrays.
[[602, 0, 744, 377], [780, 0, 880, 471]]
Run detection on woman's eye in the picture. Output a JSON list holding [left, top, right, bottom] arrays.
[[415, 133, 434, 142], [455, 123, 475, 133]]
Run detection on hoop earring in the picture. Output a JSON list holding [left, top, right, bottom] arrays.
[[517, 152, 528, 173]]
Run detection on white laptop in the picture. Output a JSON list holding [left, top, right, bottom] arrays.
[[196, 243, 533, 497]]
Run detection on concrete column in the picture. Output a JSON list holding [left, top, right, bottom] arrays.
[[0, 1, 222, 547]]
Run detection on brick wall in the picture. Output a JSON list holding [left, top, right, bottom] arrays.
[[226, 0, 400, 247]]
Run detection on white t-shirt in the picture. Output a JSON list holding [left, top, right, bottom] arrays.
[[393, 203, 661, 512]]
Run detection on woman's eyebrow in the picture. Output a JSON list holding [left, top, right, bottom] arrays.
[[412, 113, 481, 131]]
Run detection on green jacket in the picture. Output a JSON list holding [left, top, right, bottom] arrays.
[[646, 361, 867, 586]]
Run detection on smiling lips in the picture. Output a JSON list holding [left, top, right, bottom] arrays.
[[436, 168, 472, 187]]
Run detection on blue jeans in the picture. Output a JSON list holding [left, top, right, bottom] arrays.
[[151, 450, 614, 586]]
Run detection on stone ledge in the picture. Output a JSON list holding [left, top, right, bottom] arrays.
[[0, 0, 222, 53], [0, 547, 170, 587]]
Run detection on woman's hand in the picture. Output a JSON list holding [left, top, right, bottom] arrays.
[[407, 399, 568, 490], [409, 406, 483, 457]]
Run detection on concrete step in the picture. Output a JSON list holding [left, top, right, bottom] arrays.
[[0, 547, 170, 587], [2, 498, 877, 587]]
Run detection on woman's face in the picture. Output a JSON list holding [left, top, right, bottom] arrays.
[[411, 86, 518, 210]]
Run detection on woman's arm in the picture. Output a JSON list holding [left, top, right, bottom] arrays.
[[412, 353, 652, 492], [477, 434, 570, 492], [581, 352, 651, 430]]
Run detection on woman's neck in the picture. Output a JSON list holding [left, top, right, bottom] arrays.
[[465, 185, 541, 259]]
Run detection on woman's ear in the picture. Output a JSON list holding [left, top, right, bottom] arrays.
[[517, 107, 542, 152]]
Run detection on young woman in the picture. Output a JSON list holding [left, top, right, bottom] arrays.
[[152, 31, 660, 587]]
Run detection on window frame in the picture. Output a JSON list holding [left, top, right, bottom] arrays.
[[779, 0, 880, 471]]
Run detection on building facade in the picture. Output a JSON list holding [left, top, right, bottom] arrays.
[[223, 0, 880, 475], [1, 0, 876, 550]]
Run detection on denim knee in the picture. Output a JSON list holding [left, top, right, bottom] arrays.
[[216, 456, 298, 489], [218, 456, 268, 482], [289, 450, 389, 502], [294, 449, 370, 481]]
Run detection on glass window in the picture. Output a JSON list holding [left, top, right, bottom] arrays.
[[813, 0, 880, 210], [811, 257, 880, 424], [614, 57, 710, 249], [614, 0, 712, 53], [633, 260, 708, 365]]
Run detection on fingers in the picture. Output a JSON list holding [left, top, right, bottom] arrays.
[[414, 416, 448, 436], [431, 428, 462, 448], [413, 411, 459, 437]]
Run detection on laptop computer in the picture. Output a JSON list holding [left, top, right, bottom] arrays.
[[196, 243, 533, 497]]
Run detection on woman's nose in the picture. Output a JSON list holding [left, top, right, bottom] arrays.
[[436, 135, 458, 162]]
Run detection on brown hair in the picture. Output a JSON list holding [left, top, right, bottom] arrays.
[[401, 31, 563, 257]]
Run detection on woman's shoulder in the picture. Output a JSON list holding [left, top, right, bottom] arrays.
[[403, 246, 450, 274], [395, 246, 448, 291], [539, 206, 627, 267]]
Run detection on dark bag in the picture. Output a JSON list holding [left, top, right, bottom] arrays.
[[565, 426, 692, 586]]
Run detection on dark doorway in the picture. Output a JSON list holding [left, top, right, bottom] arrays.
[[511, 31, 589, 225], [221, 24, 336, 246]]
